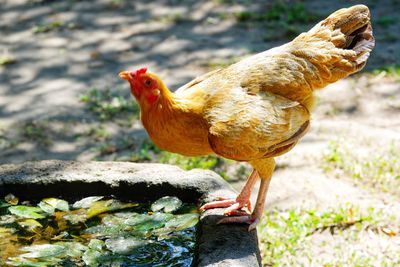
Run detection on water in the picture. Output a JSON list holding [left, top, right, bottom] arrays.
[[0, 194, 198, 267]]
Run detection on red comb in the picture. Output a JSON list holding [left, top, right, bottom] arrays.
[[131, 67, 147, 76]]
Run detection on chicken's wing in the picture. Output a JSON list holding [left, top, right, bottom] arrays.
[[205, 87, 309, 161]]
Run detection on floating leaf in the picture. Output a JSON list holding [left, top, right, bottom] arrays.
[[63, 209, 87, 224], [0, 227, 16, 236], [73, 196, 104, 209], [17, 219, 42, 232], [82, 249, 102, 267], [84, 224, 130, 238], [151, 196, 182, 213], [86, 200, 138, 218], [55, 242, 87, 257], [133, 213, 174, 232], [8, 206, 46, 219], [53, 211, 69, 231], [0, 227, 18, 250], [88, 239, 104, 250], [101, 214, 125, 226], [113, 211, 139, 218], [0, 200, 11, 208], [6, 257, 55, 267], [0, 215, 17, 225], [38, 198, 69, 213], [6, 242, 85, 266], [164, 214, 199, 231], [5, 193, 19, 205], [123, 213, 151, 226], [83, 239, 104, 267], [155, 214, 199, 237], [37, 201, 55, 214], [105, 237, 149, 254], [40, 226, 56, 241], [51, 231, 70, 241], [19, 244, 65, 258], [153, 212, 175, 222]]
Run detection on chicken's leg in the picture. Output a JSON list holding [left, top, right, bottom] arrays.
[[217, 158, 275, 231], [200, 169, 258, 215]]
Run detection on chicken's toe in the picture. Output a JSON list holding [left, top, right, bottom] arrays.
[[223, 203, 251, 216], [200, 197, 251, 214], [200, 199, 237, 211]]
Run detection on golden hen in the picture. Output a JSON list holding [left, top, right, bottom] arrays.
[[120, 5, 374, 231]]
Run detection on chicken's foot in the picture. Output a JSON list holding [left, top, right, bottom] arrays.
[[218, 158, 275, 231], [200, 169, 258, 215], [218, 170, 272, 231]]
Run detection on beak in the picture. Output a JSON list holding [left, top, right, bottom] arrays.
[[119, 71, 131, 81]]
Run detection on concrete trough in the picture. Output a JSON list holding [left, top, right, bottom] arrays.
[[0, 160, 261, 267]]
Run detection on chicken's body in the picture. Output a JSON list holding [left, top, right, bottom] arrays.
[[120, 5, 374, 230]]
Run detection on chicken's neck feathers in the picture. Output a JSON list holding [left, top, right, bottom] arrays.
[[140, 83, 199, 131]]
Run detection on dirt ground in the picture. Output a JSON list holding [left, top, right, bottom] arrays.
[[1, 0, 400, 265]]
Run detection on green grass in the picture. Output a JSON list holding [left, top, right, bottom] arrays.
[[91, 136, 137, 160], [32, 21, 79, 34], [204, 56, 243, 70], [233, 2, 321, 40], [84, 125, 110, 141], [159, 152, 234, 180], [128, 140, 160, 162], [258, 205, 399, 266], [107, 0, 124, 8], [370, 64, 400, 79], [235, 2, 321, 24], [376, 15, 399, 27], [322, 140, 400, 197], [137, 141, 225, 174], [159, 153, 219, 170], [0, 55, 16, 65], [32, 21, 63, 33], [0, 130, 17, 150], [79, 87, 139, 125], [89, 137, 228, 176], [2, 120, 82, 150], [119, 140, 246, 180], [18, 120, 53, 147], [212, 0, 233, 5], [157, 13, 186, 24], [378, 32, 398, 42]]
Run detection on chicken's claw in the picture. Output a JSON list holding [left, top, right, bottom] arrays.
[[225, 209, 251, 217], [224, 203, 251, 216]]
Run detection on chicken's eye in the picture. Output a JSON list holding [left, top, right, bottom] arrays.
[[144, 79, 152, 87]]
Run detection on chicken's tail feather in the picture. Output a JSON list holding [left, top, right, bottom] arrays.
[[321, 4, 375, 70], [288, 5, 375, 90]]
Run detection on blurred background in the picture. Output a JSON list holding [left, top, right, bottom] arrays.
[[1, 0, 400, 265]]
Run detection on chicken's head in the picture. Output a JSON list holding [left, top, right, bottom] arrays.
[[119, 67, 163, 105]]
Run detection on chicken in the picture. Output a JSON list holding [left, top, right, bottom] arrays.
[[119, 5, 374, 231]]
